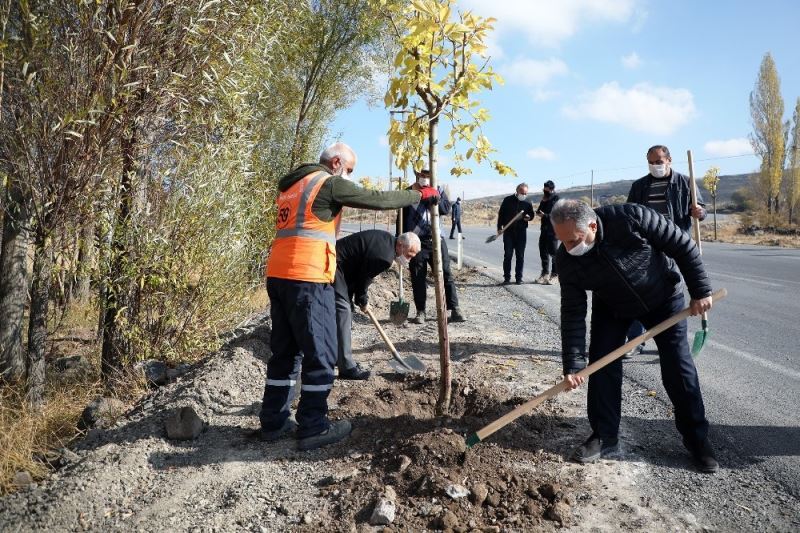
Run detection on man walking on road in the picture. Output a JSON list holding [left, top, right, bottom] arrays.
[[497, 183, 535, 285], [399, 169, 466, 325], [334, 230, 421, 380], [624, 145, 708, 356], [552, 199, 719, 473], [261, 143, 437, 451], [535, 180, 560, 285], [449, 197, 463, 239]]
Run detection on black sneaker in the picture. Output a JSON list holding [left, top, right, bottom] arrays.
[[684, 438, 719, 473], [297, 419, 352, 451], [255, 417, 298, 442], [515, 279, 523, 285], [622, 343, 645, 360], [450, 307, 466, 322], [338, 364, 371, 380], [571, 434, 621, 463], [501, 280, 511, 286]]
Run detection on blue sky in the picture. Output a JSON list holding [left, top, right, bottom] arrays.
[[327, 0, 800, 199]]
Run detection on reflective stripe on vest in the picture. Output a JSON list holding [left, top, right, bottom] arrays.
[[265, 171, 340, 283]]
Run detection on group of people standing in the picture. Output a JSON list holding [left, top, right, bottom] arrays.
[[256, 140, 719, 474]]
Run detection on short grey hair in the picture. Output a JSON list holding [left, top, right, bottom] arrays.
[[397, 232, 421, 253], [319, 142, 354, 166], [516, 182, 529, 191], [550, 199, 596, 231]]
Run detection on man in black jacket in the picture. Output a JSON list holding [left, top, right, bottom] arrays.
[[449, 197, 463, 239], [551, 199, 718, 473], [334, 230, 421, 380], [535, 180, 560, 285], [625, 145, 707, 356], [496, 183, 536, 285]]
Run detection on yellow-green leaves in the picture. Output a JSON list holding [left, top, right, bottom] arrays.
[[382, 0, 515, 179], [702, 166, 720, 198]]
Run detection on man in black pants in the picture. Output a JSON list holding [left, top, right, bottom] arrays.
[[535, 180, 560, 285], [552, 199, 718, 473], [399, 169, 466, 325], [334, 230, 421, 380], [449, 197, 463, 239], [496, 183, 535, 285]]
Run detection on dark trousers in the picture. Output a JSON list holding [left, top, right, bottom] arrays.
[[410, 237, 459, 312], [538, 231, 559, 276], [502, 230, 526, 282], [449, 220, 462, 238], [627, 320, 646, 344], [587, 292, 709, 445], [333, 269, 356, 371], [260, 278, 337, 439]]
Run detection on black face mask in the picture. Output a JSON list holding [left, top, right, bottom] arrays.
[[543, 189, 552, 196]]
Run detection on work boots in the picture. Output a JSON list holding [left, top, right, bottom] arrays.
[[297, 419, 352, 451], [570, 434, 622, 463], [684, 437, 719, 473], [450, 307, 466, 322], [338, 364, 371, 380]]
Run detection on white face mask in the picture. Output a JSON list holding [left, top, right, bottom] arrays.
[[418, 178, 430, 187], [516, 193, 527, 201], [649, 163, 668, 178], [567, 239, 595, 257], [395, 255, 409, 267]]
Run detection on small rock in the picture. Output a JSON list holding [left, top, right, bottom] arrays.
[[384, 485, 397, 502], [545, 502, 571, 524], [320, 468, 360, 486], [525, 484, 540, 499], [134, 359, 168, 386], [302, 513, 313, 525], [523, 501, 539, 515], [13, 471, 33, 488], [445, 483, 470, 500], [491, 480, 508, 493], [59, 448, 81, 464], [79, 397, 126, 429], [164, 406, 204, 440], [54, 355, 89, 372], [486, 492, 501, 507], [470, 483, 489, 506], [276, 503, 290, 515], [166, 363, 191, 381], [397, 455, 412, 473], [438, 510, 459, 529], [538, 483, 561, 501], [370, 497, 396, 525]]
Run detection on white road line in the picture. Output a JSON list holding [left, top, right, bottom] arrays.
[[706, 339, 800, 381], [708, 270, 797, 288]]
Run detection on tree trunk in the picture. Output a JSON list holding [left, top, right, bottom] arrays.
[[712, 196, 717, 240], [428, 117, 452, 415], [101, 133, 136, 381], [0, 179, 30, 383], [73, 221, 94, 301], [26, 230, 52, 407]]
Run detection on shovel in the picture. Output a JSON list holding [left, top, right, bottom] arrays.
[[486, 210, 526, 243], [389, 266, 410, 325], [687, 150, 708, 357], [364, 307, 426, 373], [465, 288, 727, 447]]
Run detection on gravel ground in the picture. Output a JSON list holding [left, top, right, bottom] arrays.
[[0, 265, 796, 531]]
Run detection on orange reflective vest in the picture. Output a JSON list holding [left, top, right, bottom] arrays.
[[266, 171, 341, 283]]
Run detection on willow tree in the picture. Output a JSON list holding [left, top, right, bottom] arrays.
[[750, 52, 789, 214], [383, 0, 514, 413]]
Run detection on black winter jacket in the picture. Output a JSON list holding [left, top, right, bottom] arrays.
[[557, 204, 712, 374], [335, 230, 396, 307], [627, 170, 705, 233], [497, 195, 535, 234]]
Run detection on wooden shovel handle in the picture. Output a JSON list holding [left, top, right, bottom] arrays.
[[687, 150, 707, 321], [365, 307, 413, 370], [498, 210, 526, 236], [472, 288, 727, 443]]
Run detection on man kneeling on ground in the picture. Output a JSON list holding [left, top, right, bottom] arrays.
[[551, 199, 718, 473]]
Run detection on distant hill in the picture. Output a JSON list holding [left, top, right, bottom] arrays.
[[467, 172, 754, 209]]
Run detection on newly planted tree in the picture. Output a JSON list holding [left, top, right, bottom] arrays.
[[703, 166, 721, 239], [383, 0, 514, 412]]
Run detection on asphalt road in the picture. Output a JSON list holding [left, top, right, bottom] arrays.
[[447, 221, 800, 499]]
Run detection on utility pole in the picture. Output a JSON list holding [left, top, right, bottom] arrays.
[[590, 170, 594, 207]]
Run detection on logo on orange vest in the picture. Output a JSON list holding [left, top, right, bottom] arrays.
[[277, 204, 291, 228]]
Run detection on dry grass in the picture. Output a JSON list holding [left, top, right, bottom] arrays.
[[704, 215, 800, 248], [0, 380, 100, 495]]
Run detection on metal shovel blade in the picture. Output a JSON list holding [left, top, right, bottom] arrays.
[[389, 299, 410, 325], [691, 317, 708, 358], [485, 234, 499, 243], [388, 354, 427, 373]]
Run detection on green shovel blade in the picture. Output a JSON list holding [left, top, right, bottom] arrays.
[[465, 432, 481, 448], [691, 318, 708, 358]]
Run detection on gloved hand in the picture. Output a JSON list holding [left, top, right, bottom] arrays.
[[418, 186, 440, 204]]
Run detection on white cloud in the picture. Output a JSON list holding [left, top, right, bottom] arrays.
[[562, 82, 695, 135], [378, 135, 388, 147], [503, 57, 568, 88], [461, 0, 642, 48], [527, 147, 557, 160], [704, 138, 754, 157], [621, 52, 642, 69]]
